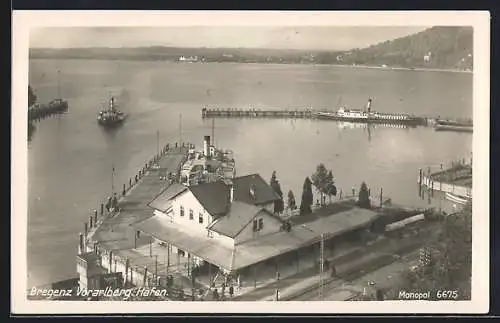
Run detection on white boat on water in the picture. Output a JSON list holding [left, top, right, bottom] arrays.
[[445, 192, 470, 205]]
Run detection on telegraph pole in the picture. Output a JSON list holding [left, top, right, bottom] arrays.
[[319, 233, 325, 300]]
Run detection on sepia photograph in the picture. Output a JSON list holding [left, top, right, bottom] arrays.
[[12, 11, 489, 314]]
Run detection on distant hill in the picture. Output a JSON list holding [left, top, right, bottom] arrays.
[[336, 26, 473, 70], [29, 26, 473, 70]]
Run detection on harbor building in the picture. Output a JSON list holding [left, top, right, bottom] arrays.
[[77, 141, 385, 299], [131, 174, 380, 295]]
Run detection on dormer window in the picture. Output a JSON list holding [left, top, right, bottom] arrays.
[[258, 218, 264, 230], [180, 206, 184, 217]]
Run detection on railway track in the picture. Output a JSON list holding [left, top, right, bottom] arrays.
[[281, 221, 440, 301]]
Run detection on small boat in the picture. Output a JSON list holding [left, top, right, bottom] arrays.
[[445, 192, 470, 205], [434, 119, 473, 133], [97, 96, 127, 128]]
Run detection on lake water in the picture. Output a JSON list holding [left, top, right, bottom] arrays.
[[27, 59, 473, 287]]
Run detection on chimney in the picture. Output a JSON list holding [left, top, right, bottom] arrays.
[[203, 136, 211, 157], [366, 98, 372, 113]]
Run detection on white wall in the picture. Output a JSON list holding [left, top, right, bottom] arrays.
[[234, 210, 283, 245], [154, 190, 215, 234]]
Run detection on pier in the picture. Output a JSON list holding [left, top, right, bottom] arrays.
[[77, 142, 193, 298], [201, 107, 470, 130], [417, 159, 472, 199], [28, 100, 69, 121], [202, 107, 316, 119]]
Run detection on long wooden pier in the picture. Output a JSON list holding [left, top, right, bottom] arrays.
[[202, 107, 316, 119], [201, 107, 470, 130]]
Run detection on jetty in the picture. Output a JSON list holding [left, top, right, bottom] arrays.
[[202, 107, 316, 119], [76, 143, 193, 298], [28, 100, 69, 121], [417, 159, 472, 199], [201, 107, 471, 131]]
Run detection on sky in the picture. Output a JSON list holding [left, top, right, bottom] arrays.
[[30, 26, 429, 51]]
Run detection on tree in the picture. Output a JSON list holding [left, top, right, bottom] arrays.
[[287, 190, 297, 211], [300, 177, 313, 215], [325, 171, 337, 203], [28, 85, 37, 107], [388, 202, 472, 300], [358, 182, 371, 209], [270, 171, 284, 214], [311, 164, 337, 206]]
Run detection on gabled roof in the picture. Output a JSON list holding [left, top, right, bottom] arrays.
[[147, 183, 187, 212], [208, 201, 278, 238], [146, 173, 281, 218], [189, 181, 230, 216], [232, 174, 281, 206]]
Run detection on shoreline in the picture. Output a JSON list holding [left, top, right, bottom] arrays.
[[29, 57, 472, 74]]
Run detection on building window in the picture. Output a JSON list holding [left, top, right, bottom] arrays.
[[199, 213, 203, 224], [189, 209, 194, 220], [180, 206, 184, 217], [253, 218, 264, 232], [136, 231, 141, 239], [207, 230, 213, 238]]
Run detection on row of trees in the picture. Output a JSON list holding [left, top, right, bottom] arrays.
[[269, 164, 376, 217], [269, 163, 339, 216]]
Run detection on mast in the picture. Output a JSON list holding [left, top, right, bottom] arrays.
[[57, 70, 61, 99], [179, 114, 183, 144], [111, 164, 115, 195], [211, 118, 215, 147]]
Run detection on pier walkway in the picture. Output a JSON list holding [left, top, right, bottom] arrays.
[[418, 162, 472, 198], [200, 107, 471, 130], [80, 144, 191, 293]]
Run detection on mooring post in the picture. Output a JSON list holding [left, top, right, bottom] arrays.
[[129, 178, 132, 188], [84, 222, 88, 239], [89, 214, 93, 229], [94, 210, 98, 226], [100, 203, 104, 216], [122, 184, 126, 197]]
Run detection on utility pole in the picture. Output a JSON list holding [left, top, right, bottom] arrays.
[[319, 233, 325, 300], [155, 255, 158, 286], [275, 271, 280, 301]]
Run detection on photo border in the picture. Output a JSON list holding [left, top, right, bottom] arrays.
[[11, 10, 491, 314]]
